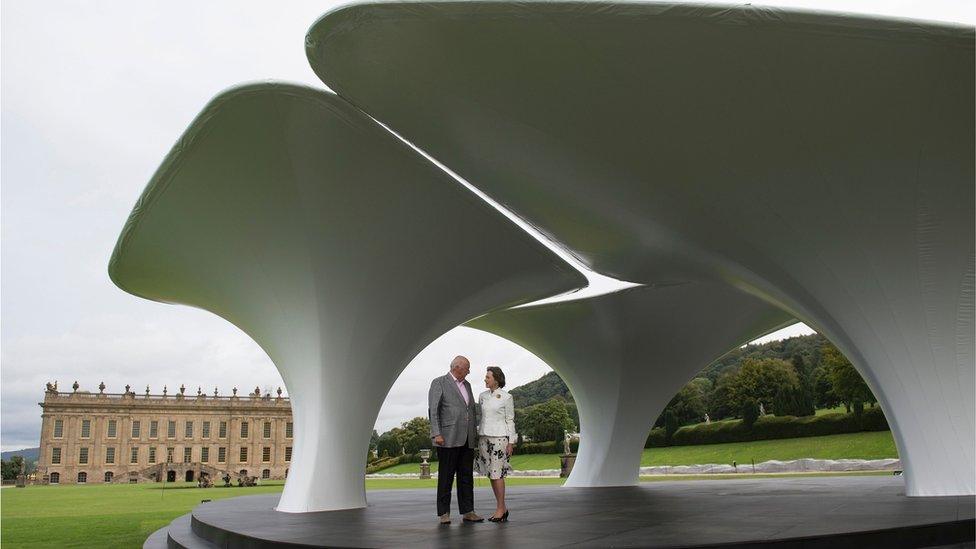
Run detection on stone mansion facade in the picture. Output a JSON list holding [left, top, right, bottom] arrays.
[[37, 381, 293, 485]]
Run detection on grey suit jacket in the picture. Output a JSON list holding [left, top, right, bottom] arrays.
[[429, 373, 478, 449]]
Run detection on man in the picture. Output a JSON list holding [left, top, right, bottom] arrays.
[[429, 355, 483, 524]]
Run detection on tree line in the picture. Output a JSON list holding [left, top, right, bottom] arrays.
[[371, 334, 878, 457]]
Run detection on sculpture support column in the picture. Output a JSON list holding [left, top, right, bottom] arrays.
[[469, 283, 793, 487], [109, 83, 586, 512]]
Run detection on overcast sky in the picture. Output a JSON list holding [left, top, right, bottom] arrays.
[[2, 1, 972, 452]]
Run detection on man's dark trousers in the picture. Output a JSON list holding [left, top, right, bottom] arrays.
[[436, 438, 474, 516]]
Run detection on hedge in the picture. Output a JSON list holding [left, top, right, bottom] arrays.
[[645, 408, 888, 448], [516, 439, 580, 455]]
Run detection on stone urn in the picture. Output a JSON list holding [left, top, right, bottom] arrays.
[[419, 448, 432, 480]]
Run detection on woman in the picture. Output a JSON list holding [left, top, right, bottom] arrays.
[[477, 366, 516, 522]]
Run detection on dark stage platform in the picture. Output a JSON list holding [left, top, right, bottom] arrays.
[[146, 476, 974, 548]]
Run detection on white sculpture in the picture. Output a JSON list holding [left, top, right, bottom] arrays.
[[469, 282, 792, 486], [109, 83, 586, 512], [311, 3, 975, 496]]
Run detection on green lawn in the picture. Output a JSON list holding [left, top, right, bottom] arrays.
[[0, 478, 565, 548], [377, 430, 897, 475]]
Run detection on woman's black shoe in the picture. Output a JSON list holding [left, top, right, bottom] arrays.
[[489, 510, 510, 522]]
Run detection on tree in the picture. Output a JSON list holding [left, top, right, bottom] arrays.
[[740, 398, 759, 428], [654, 378, 709, 428], [376, 429, 402, 457], [397, 417, 433, 454], [790, 354, 816, 416], [723, 358, 799, 418], [1, 456, 24, 481], [822, 345, 876, 413], [708, 372, 736, 420], [368, 429, 379, 455], [812, 366, 839, 409], [519, 398, 575, 442], [663, 409, 680, 446]]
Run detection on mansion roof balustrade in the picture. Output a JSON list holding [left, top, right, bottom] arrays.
[[40, 382, 290, 411]]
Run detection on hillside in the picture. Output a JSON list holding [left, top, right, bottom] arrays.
[[509, 333, 831, 402], [509, 371, 572, 408], [2, 447, 39, 465]]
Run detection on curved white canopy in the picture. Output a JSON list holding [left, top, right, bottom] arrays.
[[308, 2, 975, 496], [109, 83, 586, 511], [468, 282, 794, 486]]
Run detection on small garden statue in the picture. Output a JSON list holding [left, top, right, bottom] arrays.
[[179, 384, 186, 395], [758, 402, 766, 416], [72, 381, 79, 392], [704, 413, 711, 424], [99, 381, 106, 394]]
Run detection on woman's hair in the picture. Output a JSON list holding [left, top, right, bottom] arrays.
[[486, 366, 506, 389]]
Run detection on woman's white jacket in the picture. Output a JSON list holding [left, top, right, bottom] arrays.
[[478, 388, 517, 440]]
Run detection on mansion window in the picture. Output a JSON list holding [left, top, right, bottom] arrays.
[[77, 472, 87, 483], [284, 447, 292, 462], [202, 421, 211, 439], [149, 420, 158, 438], [53, 419, 64, 438], [262, 469, 270, 479], [218, 447, 227, 463], [239, 447, 248, 462], [49, 472, 60, 484], [130, 447, 139, 464], [285, 422, 293, 438], [107, 419, 117, 438], [105, 447, 116, 464], [185, 421, 193, 438], [104, 471, 113, 483], [219, 421, 227, 439], [79, 447, 89, 465], [51, 447, 62, 464], [81, 419, 91, 439], [183, 447, 192, 463], [148, 447, 157, 464], [131, 420, 141, 438], [240, 421, 249, 438], [166, 447, 174, 463], [167, 420, 176, 439], [262, 447, 271, 462], [201, 447, 210, 463], [263, 422, 272, 438]]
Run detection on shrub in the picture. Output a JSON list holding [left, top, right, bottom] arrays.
[[645, 427, 665, 448], [648, 407, 888, 447], [517, 439, 579, 455]]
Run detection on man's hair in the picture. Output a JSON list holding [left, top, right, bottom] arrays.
[[486, 366, 506, 389], [450, 355, 469, 370]]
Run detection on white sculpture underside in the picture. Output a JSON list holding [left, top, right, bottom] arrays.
[[109, 3, 975, 514], [308, 2, 975, 496], [108, 84, 587, 511], [467, 283, 794, 487]]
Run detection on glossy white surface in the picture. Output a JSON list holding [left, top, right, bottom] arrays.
[[311, 2, 975, 495], [109, 83, 586, 511]]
